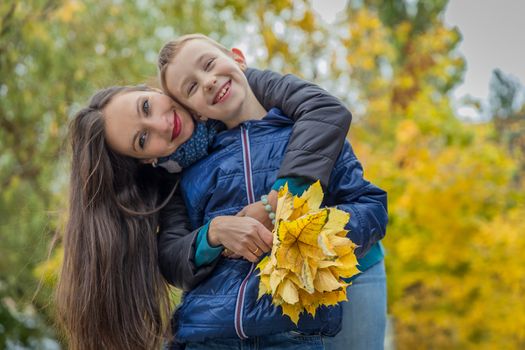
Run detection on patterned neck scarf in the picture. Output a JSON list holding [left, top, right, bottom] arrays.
[[155, 122, 217, 173]]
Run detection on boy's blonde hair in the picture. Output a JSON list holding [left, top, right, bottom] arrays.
[[158, 33, 231, 95]]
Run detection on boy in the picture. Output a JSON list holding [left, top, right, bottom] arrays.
[[157, 34, 388, 350]]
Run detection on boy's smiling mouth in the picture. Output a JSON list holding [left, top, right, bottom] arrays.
[[213, 80, 231, 104], [171, 111, 182, 140]]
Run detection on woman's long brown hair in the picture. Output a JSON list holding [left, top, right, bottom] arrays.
[[56, 86, 173, 349]]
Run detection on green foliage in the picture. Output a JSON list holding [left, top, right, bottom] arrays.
[[0, 0, 252, 346]]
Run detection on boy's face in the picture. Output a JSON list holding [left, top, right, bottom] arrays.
[[164, 39, 250, 128], [103, 90, 195, 163]]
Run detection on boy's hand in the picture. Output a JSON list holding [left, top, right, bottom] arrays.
[[236, 190, 278, 231], [236, 202, 272, 230]]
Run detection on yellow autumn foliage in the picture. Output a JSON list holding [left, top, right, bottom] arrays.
[[54, 0, 86, 23], [341, 6, 525, 348], [257, 181, 359, 324]]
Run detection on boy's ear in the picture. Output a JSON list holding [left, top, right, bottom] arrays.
[[231, 48, 247, 71]]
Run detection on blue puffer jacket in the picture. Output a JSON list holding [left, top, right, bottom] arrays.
[[178, 108, 388, 343]]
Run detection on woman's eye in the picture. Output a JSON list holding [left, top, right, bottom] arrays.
[[142, 99, 150, 115], [205, 58, 215, 71], [139, 131, 147, 149]]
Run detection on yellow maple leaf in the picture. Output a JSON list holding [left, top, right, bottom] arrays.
[[280, 303, 302, 325], [314, 268, 344, 292], [299, 259, 315, 294], [275, 184, 294, 222], [288, 181, 324, 221], [270, 268, 288, 294], [257, 181, 360, 324], [278, 278, 299, 304]]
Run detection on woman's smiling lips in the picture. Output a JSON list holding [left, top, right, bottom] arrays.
[[213, 80, 231, 104], [171, 111, 182, 140]]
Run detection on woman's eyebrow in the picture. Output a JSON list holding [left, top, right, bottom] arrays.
[[136, 97, 141, 118], [131, 98, 142, 152]]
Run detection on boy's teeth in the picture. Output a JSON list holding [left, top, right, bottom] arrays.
[[217, 84, 229, 101]]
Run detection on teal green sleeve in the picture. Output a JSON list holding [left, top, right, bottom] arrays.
[[272, 176, 313, 196], [195, 222, 223, 267]]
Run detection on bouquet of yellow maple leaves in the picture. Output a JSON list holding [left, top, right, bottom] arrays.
[[257, 181, 360, 324]]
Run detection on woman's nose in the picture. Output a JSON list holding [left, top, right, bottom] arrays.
[[145, 114, 171, 133]]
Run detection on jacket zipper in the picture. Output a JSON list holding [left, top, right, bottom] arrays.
[[240, 125, 256, 204], [234, 126, 256, 339]]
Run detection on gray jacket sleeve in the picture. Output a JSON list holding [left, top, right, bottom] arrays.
[[157, 184, 219, 291], [245, 68, 352, 188]]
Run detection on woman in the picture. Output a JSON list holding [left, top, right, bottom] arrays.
[[57, 67, 355, 349]]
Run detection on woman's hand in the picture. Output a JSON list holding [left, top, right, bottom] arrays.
[[208, 216, 273, 263], [222, 249, 242, 259], [236, 190, 278, 230]]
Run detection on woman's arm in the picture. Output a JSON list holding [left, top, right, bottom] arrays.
[[245, 68, 352, 188], [157, 186, 220, 291], [158, 186, 273, 289]]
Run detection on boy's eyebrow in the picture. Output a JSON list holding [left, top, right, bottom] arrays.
[[196, 53, 208, 66], [179, 53, 209, 92]]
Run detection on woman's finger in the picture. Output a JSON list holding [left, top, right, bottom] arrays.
[[254, 223, 273, 251], [245, 231, 271, 255], [241, 249, 259, 262]]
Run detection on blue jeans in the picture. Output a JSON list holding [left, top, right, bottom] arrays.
[[324, 260, 387, 350], [185, 331, 324, 350]]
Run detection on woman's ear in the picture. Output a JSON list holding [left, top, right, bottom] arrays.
[[140, 158, 158, 167], [191, 111, 208, 122], [231, 48, 247, 71]]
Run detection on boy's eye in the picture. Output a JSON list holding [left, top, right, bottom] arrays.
[[187, 82, 196, 96], [138, 131, 148, 149], [205, 57, 215, 71], [142, 99, 150, 115]]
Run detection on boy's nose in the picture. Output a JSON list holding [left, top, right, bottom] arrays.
[[204, 76, 217, 91]]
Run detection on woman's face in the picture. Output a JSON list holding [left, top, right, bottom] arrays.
[[103, 90, 195, 162]]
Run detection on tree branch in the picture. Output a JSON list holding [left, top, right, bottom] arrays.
[[0, 2, 17, 38]]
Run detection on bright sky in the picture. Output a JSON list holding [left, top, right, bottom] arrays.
[[311, 0, 525, 119], [444, 0, 525, 119]]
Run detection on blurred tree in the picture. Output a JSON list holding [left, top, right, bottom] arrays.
[[330, 2, 525, 348], [489, 69, 525, 174]]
